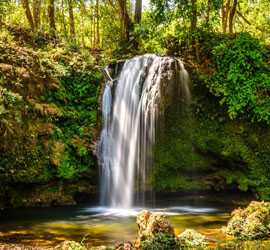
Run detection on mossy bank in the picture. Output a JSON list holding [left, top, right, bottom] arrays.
[[154, 33, 270, 201], [0, 30, 102, 208]]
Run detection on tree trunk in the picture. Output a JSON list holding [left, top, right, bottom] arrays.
[[48, 0, 56, 33], [68, 1, 75, 40], [93, 8, 96, 47], [33, 0, 41, 29], [96, 0, 100, 46], [90, 13, 93, 46], [229, 0, 237, 34], [221, 4, 225, 31], [22, 0, 35, 32], [119, 0, 133, 42], [82, 21, 85, 46], [206, 0, 210, 28], [222, 0, 231, 34], [133, 0, 142, 49], [190, 0, 197, 32], [134, 0, 142, 24], [190, 0, 199, 60], [61, 0, 68, 41]]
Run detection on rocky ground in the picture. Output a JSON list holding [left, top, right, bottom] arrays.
[[0, 243, 51, 250]]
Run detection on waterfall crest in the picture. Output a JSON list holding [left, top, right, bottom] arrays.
[[98, 55, 190, 209]]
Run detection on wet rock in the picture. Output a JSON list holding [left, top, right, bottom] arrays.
[[9, 184, 76, 207], [31, 101, 62, 117], [36, 123, 55, 136], [177, 229, 206, 247], [136, 210, 175, 241], [226, 201, 270, 240]]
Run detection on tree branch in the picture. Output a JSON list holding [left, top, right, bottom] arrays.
[[236, 10, 251, 25]]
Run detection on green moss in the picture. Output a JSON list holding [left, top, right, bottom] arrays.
[[0, 38, 101, 203], [140, 232, 180, 250], [45, 55, 102, 181], [226, 201, 270, 240], [153, 67, 270, 200]]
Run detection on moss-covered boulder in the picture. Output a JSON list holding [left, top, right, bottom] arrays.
[[226, 201, 270, 240], [177, 229, 206, 247], [137, 211, 180, 250], [136, 210, 175, 241]]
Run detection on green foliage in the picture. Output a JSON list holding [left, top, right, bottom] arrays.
[[140, 232, 180, 250], [0, 84, 23, 127], [58, 145, 94, 180], [0, 142, 56, 196], [45, 52, 101, 181], [205, 33, 270, 123], [47, 59, 101, 139], [0, 38, 101, 198], [78, 147, 88, 157], [154, 65, 270, 200], [0, 0, 11, 20]]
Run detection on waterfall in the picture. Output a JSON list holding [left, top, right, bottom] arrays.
[[98, 55, 190, 209]]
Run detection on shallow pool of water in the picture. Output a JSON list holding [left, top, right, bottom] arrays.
[[0, 199, 234, 247]]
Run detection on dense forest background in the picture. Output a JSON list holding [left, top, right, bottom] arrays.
[[0, 0, 270, 208]]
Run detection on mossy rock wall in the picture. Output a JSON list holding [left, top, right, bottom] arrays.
[[0, 35, 102, 208], [153, 68, 270, 201]]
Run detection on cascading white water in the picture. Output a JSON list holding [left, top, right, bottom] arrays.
[[98, 55, 190, 209]]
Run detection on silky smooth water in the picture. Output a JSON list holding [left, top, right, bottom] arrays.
[[98, 55, 190, 209], [0, 199, 234, 247]]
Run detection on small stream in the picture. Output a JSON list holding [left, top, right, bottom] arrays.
[[0, 199, 234, 247]]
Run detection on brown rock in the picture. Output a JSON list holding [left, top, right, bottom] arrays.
[[50, 141, 65, 167], [37, 123, 55, 136], [115, 242, 137, 250], [136, 210, 175, 241], [32, 102, 62, 117]]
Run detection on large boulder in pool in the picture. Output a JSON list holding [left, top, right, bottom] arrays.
[[136, 210, 175, 241], [226, 201, 270, 240]]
